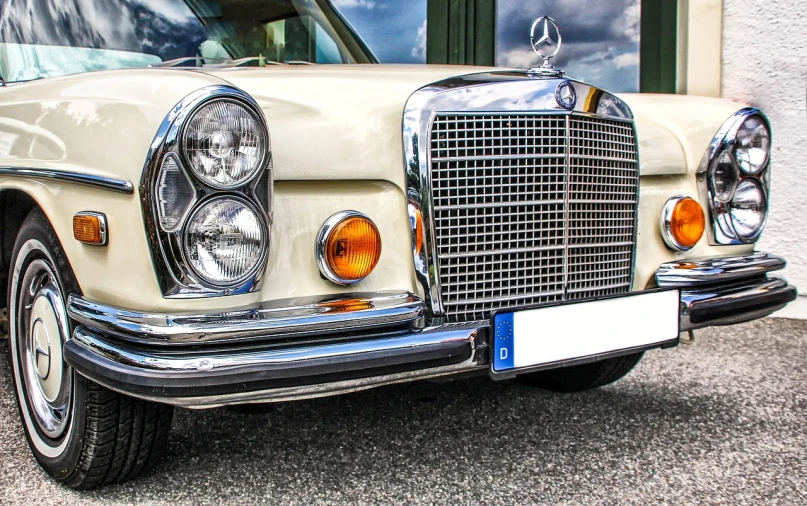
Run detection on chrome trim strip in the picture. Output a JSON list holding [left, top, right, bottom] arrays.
[[561, 115, 571, 298], [140, 84, 273, 298], [70, 323, 474, 373], [73, 211, 108, 246], [315, 211, 378, 286], [696, 107, 771, 245], [0, 167, 134, 194], [173, 358, 485, 409], [655, 252, 786, 287], [66, 323, 481, 408], [67, 291, 426, 345], [403, 71, 636, 315], [679, 276, 796, 331]]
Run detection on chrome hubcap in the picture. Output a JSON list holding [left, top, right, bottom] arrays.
[[19, 259, 72, 439]]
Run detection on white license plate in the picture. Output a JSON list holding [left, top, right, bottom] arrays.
[[491, 290, 680, 374]]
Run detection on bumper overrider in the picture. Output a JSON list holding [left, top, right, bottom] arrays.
[[63, 252, 796, 408]]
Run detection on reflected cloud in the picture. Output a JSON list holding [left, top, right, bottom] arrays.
[[333, 0, 427, 63], [497, 0, 641, 92]]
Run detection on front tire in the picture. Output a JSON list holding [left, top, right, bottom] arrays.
[[518, 352, 644, 393], [8, 209, 173, 489]]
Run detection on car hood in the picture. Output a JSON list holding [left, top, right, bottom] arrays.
[[200, 65, 488, 191], [201, 65, 742, 186]]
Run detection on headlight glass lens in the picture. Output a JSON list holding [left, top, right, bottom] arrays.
[[711, 151, 739, 202], [184, 197, 265, 285], [734, 115, 770, 175], [156, 155, 196, 232], [183, 100, 266, 189], [729, 179, 766, 239]]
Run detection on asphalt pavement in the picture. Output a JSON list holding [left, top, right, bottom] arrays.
[[0, 317, 805, 505]]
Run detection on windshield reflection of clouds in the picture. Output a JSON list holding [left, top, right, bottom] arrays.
[[497, 0, 641, 92], [332, 0, 427, 63], [0, 43, 161, 81], [0, 0, 370, 80]]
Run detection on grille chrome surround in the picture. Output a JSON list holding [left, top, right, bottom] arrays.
[[429, 113, 639, 321], [403, 72, 638, 319]]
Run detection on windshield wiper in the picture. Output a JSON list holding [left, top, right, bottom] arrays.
[[150, 56, 229, 68], [229, 56, 282, 67], [150, 55, 312, 70]]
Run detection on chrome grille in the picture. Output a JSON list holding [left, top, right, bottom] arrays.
[[429, 113, 638, 321]]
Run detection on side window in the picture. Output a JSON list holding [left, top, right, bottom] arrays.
[[315, 24, 343, 64]]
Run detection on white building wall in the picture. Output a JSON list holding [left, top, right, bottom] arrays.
[[722, 0, 807, 296]]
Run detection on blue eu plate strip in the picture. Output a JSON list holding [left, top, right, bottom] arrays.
[[492, 312, 515, 371]]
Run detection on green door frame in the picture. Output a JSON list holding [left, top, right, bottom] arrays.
[[639, 0, 678, 93], [426, 0, 678, 93], [426, 0, 496, 66]]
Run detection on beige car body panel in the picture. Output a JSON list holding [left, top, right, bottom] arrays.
[[0, 65, 755, 312]]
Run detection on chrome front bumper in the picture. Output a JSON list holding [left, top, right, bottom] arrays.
[[63, 252, 796, 408]]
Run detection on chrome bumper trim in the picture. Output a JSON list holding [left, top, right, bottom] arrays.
[[61, 251, 796, 408], [654, 251, 796, 330], [64, 323, 483, 408], [680, 276, 796, 330], [67, 291, 425, 346], [655, 252, 786, 287]]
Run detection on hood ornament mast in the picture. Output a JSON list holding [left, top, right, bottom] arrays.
[[528, 16, 564, 77]]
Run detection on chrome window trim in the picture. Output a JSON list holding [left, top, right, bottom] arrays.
[[659, 196, 697, 251], [0, 167, 134, 194], [140, 85, 273, 298], [73, 211, 108, 246], [315, 210, 378, 286], [402, 71, 636, 316], [697, 107, 771, 245]]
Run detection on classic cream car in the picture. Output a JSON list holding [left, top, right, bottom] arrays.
[[0, 0, 796, 490]]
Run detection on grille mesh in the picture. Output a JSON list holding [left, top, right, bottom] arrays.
[[430, 113, 638, 320]]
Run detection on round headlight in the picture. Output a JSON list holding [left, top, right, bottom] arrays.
[[183, 100, 267, 189], [184, 197, 266, 286], [734, 115, 770, 175], [729, 179, 767, 239]]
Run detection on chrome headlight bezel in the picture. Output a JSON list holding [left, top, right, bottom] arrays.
[[697, 108, 771, 245], [141, 85, 273, 298]]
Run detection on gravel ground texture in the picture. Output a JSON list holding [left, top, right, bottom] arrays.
[[0, 317, 805, 505]]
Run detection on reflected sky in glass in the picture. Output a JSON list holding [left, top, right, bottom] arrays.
[[331, 0, 427, 63], [496, 0, 640, 92]]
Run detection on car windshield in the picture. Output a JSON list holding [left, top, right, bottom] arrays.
[[0, 0, 376, 83]]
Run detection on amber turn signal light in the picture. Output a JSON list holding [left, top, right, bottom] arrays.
[[317, 212, 381, 285], [73, 212, 108, 246], [414, 208, 424, 254], [661, 197, 705, 251]]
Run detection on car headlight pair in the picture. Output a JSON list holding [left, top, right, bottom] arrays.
[[702, 109, 771, 244], [148, 87, 272, 294]]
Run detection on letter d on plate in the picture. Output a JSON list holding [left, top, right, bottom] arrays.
[[493, 312, 515, 371]]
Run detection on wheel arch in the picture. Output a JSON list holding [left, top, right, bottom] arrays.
[[0, 188, 41, 308]]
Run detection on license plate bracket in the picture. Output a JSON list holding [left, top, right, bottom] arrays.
[[489, 289, 681, 379]]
